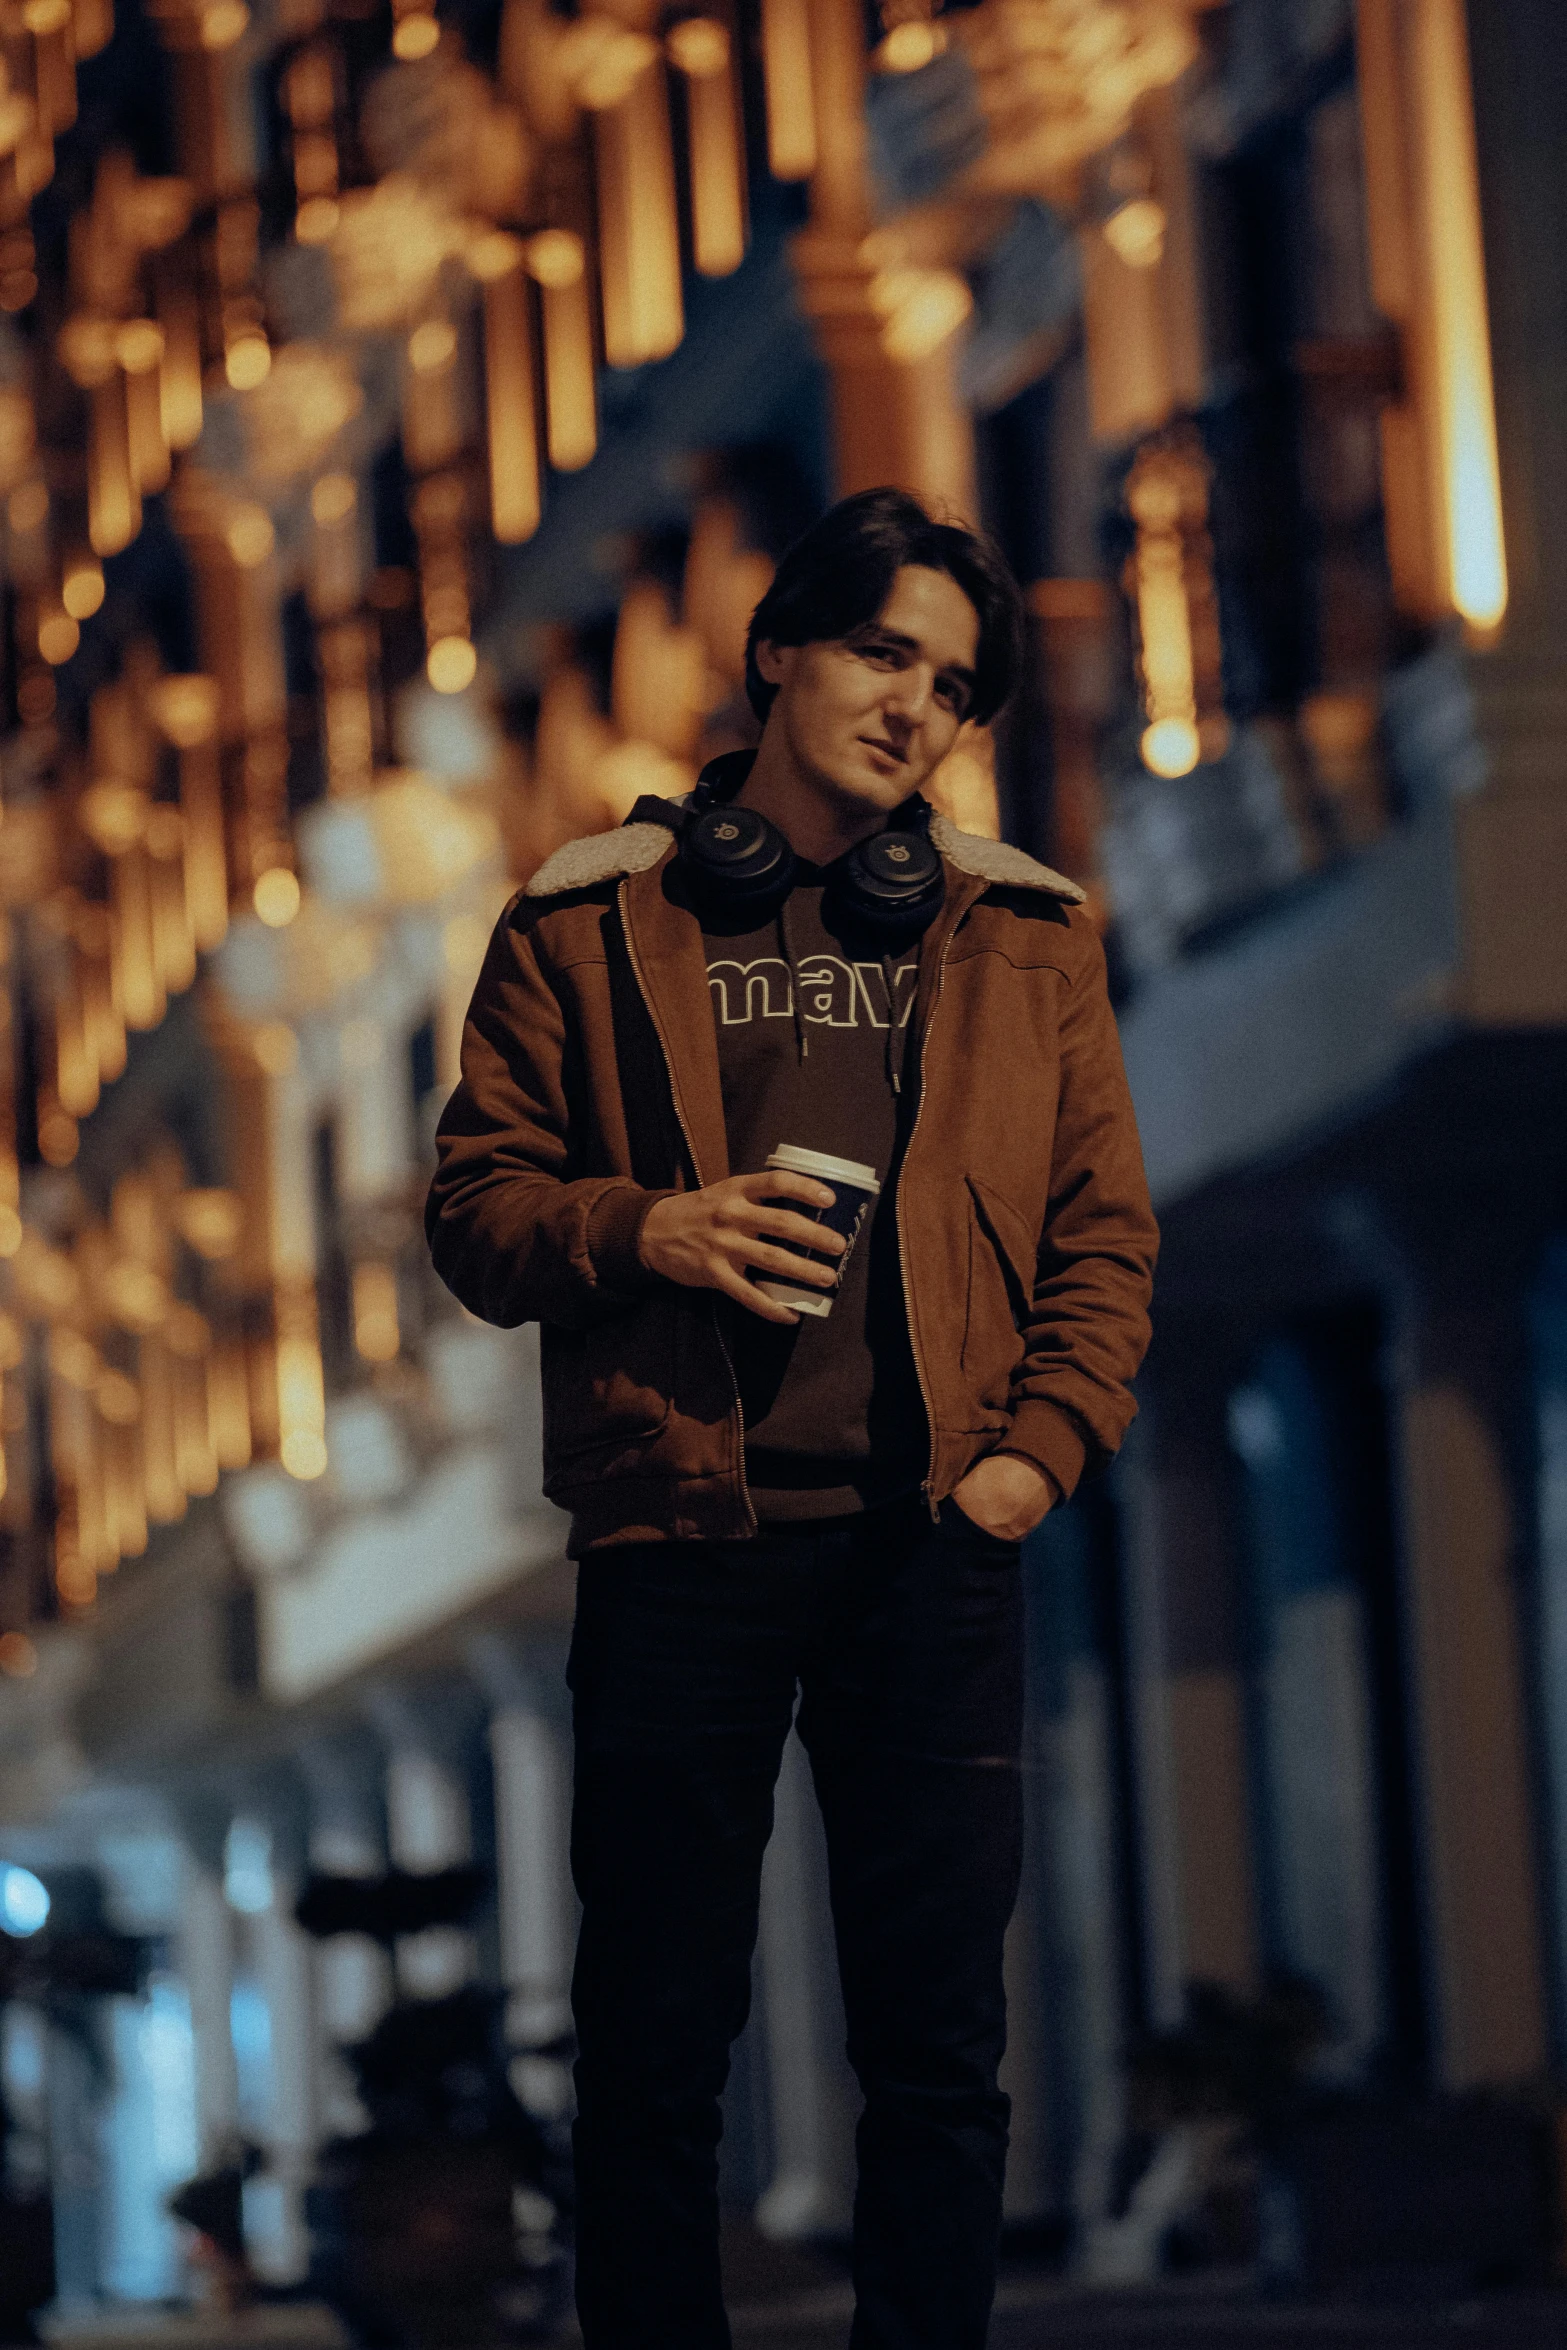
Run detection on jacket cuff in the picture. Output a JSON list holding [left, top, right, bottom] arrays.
[[585, 1182, 676, 1297], [997, 1398, 1093, 1503]]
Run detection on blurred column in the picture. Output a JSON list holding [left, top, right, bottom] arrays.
[[1530, 1243, 1567, 2033], [1012, 1497, 1133, 2236], [752, 1728, 858, 2239], [1119, 1328, 1259, 2023], [176, 1835, 240, 2166], [489, 1699, 572, 2040], [1227, 1339, 1389, 2077], [300, 1736, 395, 2132], [374, 1699, 481, 2002], [219, 1801, 318, 2285], [46, 2024, 102, 2309], [1382, 1225, 1548, 2088], [245, 1895, 317, 2282], [464, 1635, 575, 2132]]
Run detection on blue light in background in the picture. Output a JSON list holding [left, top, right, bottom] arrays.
[[0, 1864, 50, 1936], [230, 1975, 275, 2133]]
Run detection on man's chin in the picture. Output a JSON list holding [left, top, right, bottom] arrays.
[[817, 755, 924, 814]]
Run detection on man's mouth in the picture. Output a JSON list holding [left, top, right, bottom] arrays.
[[859, 737, 908, 766]]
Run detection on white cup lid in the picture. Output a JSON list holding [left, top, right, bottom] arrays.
[[766, 1144, 879, 1191]]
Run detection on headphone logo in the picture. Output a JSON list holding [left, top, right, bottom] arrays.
[[885, 843, 911, 864], [713, 821, 740, 842]]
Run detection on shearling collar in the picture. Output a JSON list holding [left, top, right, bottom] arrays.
[[524, 811, 1085, 904]]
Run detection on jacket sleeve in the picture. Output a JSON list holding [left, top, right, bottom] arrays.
[[997, 922, 1158, 1501], [424, 897, 674, 1330]]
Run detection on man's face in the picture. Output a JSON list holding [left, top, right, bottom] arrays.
[[755, 565, 981, 818]]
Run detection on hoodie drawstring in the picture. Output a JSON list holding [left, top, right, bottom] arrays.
[[777, 898, 808, 1066], [881, 952, 902, 1095]]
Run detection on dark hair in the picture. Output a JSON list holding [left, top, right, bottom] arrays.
[[744, 488, 1025, 728]]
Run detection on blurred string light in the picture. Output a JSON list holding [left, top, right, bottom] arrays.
[[0, 1865, 50, 1938], [1125, 433, 1227, 781], [1355, 0, 1507, 633], [760, 0, 816, 178], [525, 232, 597, 472], [352, 1262, 402, 1364], [666, 18, 746, 279]]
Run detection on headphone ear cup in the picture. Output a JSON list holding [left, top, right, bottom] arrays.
[[834, 829, 946, 935], [681, 804, 796, 912]]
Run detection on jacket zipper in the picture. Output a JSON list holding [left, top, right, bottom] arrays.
[[617, 877, 756, 1535], [897, 915, 957, 1522]]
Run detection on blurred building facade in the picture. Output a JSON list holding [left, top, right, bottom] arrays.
[[0, 0, 1563, 2309]]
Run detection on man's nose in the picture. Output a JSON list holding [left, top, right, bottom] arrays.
[[883, 666, 934, 728]]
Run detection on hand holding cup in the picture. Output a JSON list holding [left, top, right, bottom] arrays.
[[639, 1172, 846, 1324]]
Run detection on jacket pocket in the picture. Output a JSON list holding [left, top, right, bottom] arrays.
[[959, 1174, 1034, 1417], [540, 1300, 675, 1485]]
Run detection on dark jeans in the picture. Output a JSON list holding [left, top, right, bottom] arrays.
[[567, 1495, 1026, 2350]]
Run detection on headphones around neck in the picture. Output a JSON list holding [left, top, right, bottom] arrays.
[[627, 751, 946, 939]]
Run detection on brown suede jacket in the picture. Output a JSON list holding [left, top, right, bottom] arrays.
[[426, 812, 1158, 1554]]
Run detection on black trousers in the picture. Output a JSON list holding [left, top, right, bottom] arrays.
[[567, 1495, 1026, 2350]]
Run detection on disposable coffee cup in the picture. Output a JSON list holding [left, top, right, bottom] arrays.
[[756, 1145, 880, 1319]]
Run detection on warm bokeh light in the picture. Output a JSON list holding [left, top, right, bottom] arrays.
[[1103, 196, 1167, 271], [876, 20, 944, 72], [151, 672, 220, 747], [427, 635, 478, 694], [353, 1260, 402, 1363], [528, 235, 598, 472], [669, 19, 746, 277], [593, 48, 684, 367], [311, 471, 357, 526], [874, 269, 973, 365], [253, 868, 302, 927], [667, 16, 728, 76], [392, 11, 439, 58], [760, 0, 816, 179], [225, 503, 276, 567], [526, 230, 585, 290], [225, 334, 272, 390], [175, 1189, 244, 1260], [37, 609, 79, 665], [281, 1429, 328, 1479], [62, 557, 105, 619], [408, 319, 458, 374], [1416, 0, 1508, 631], [0, 1631, 37, 1679], [199, 0, 249, 48], [1141, 717, 1201, 779]]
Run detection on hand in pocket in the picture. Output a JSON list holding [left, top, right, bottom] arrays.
[[948, 1454, 1056, 1542]]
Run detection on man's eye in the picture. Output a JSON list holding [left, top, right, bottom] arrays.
[[937, 680, 968, 712]]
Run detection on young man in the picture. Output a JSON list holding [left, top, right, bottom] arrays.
[[427, 490, 1158, 2348]]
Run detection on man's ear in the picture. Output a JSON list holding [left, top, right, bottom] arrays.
[[754, 639, 788, 686]]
